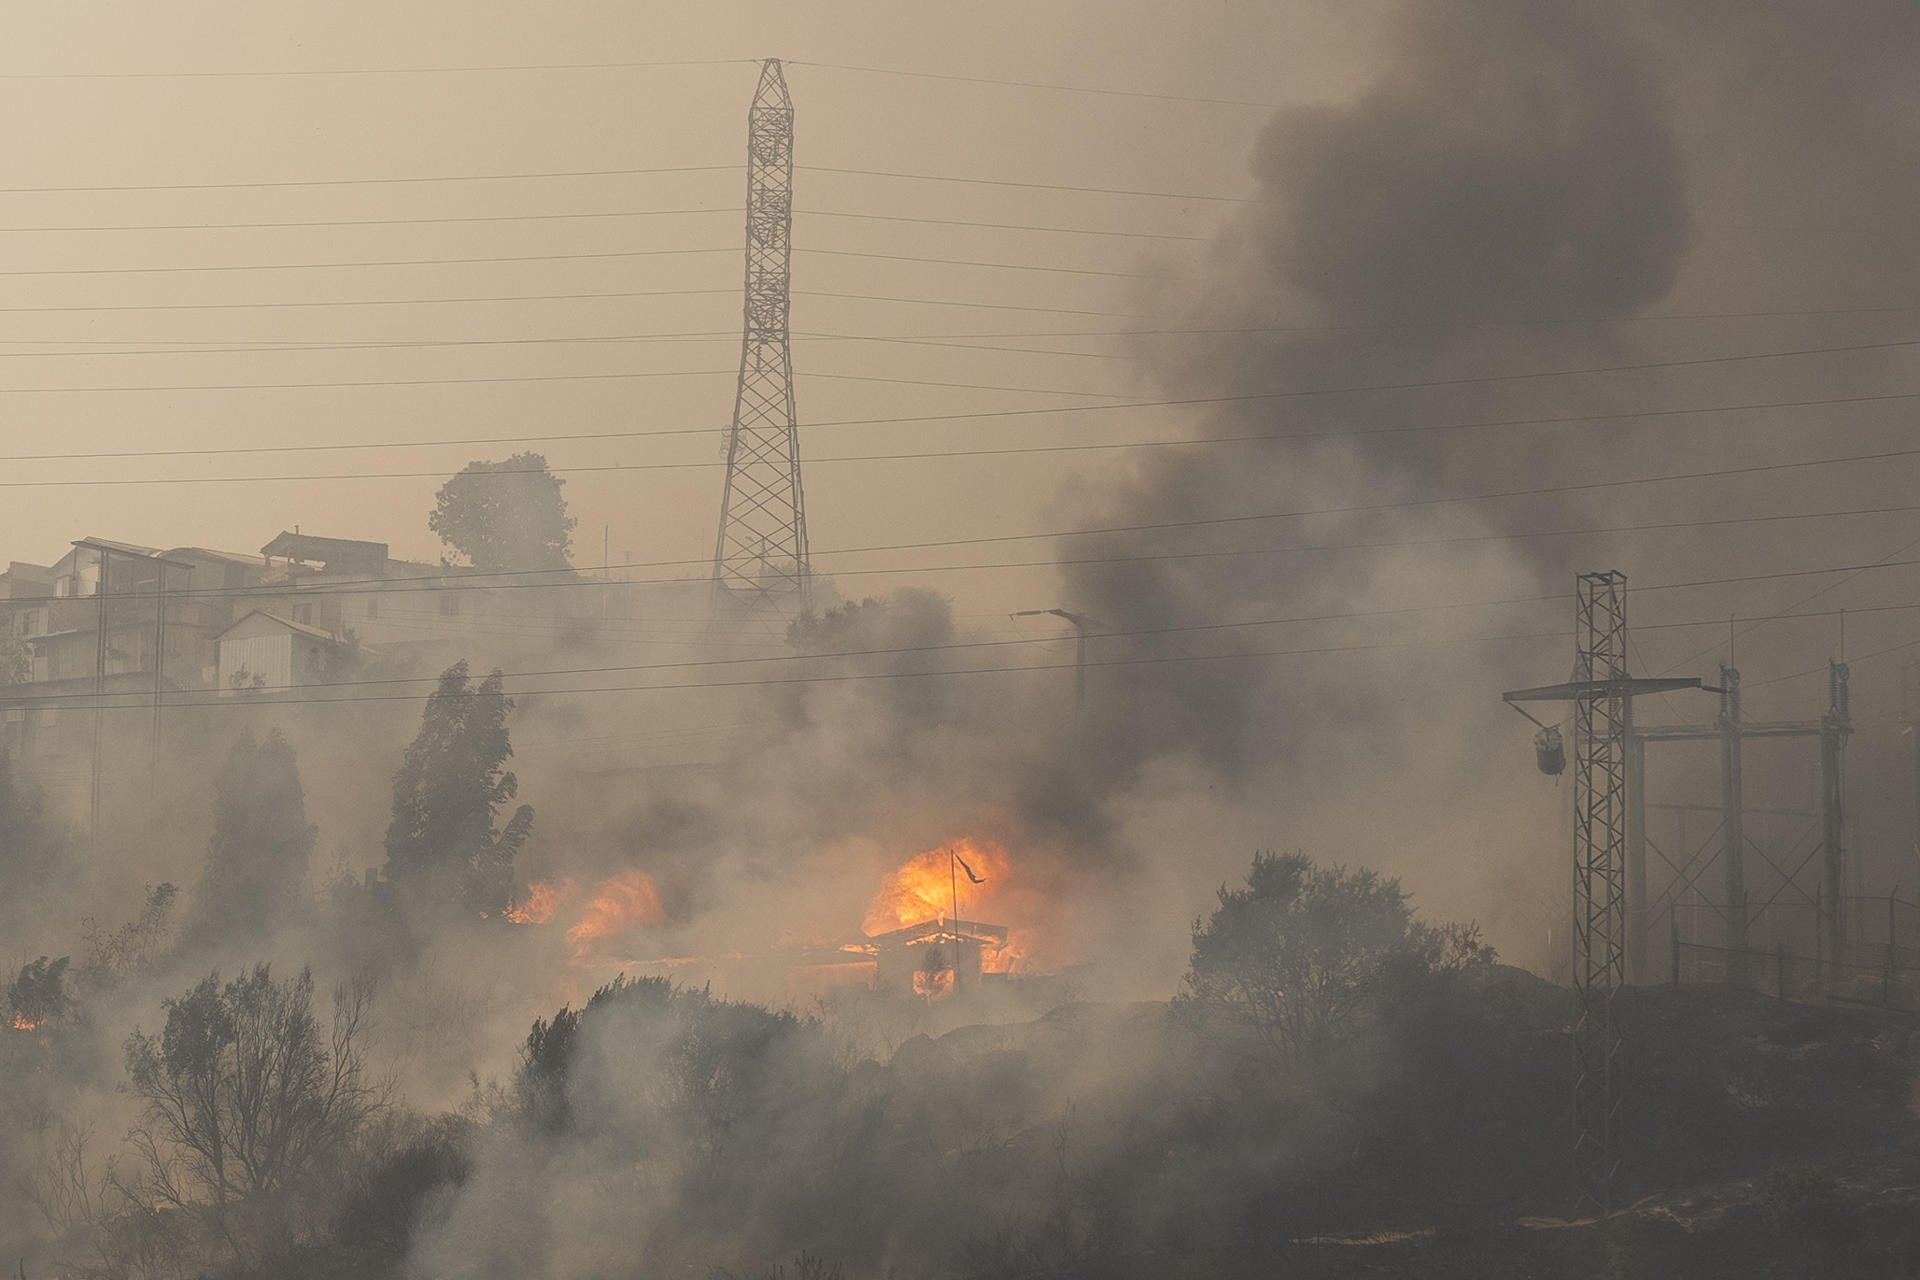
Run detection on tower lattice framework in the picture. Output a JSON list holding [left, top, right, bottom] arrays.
[[1505, 572, 1705, 1218], [712, 58, 810, 625], [1570, 570, 1629, 1216]]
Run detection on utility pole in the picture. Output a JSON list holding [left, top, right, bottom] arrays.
[[1822, 660, 1851, 964], [1719, 666, 1748, 977], [147, 555, 188, 796], [1011, 608, 1098, 711], [1504, 571, 1706, 1218], [1904, 658, 1920, 879], [711, 59, 809, 630], [151, 559, 165, 794], [89, 543, 109, 845]]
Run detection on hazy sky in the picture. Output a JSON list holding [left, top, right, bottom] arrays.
[[1, 1, 1376, 622], [8, 0, 1920, 976]]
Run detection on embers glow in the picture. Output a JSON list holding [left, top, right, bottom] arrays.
[[10, 1012, 43, 1032]]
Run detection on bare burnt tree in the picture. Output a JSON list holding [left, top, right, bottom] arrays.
[[120, 964, 380, 1264]]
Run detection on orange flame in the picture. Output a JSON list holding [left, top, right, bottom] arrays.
[[10, 1012, 43, 1032], [566, 870, 665, 957], [864, 838, 1010, 935], [508, 878, 572, 925]]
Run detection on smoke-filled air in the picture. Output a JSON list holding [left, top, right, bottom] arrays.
[[5, 2, 1920, 1276]]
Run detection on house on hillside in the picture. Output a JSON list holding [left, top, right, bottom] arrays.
[[216, 609, 350, 695]]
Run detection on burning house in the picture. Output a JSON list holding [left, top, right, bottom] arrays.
[[866, 916, 1012, 999]]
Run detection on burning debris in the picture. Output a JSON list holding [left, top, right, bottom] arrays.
[[506, 877, 571, 925], [496, 871, 666, 962], [565, 870, 666, 958]]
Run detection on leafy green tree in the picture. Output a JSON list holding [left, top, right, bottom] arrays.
[[121, 964, 377, 1262], [384, 660, 535, 914], [184, 730, 315, 947], [428, 451, 575, 572], [1177, 852, 1489, 1064]]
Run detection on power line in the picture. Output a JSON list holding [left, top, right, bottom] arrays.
[[0, 163, 741, 194], [0, 246, 742, 277], [0, 158, 1248, 208], [24, 569, 1920, 711], [0, 390, 1912, 485], [2, 332, 1912, 400], [0, 207, 743, 233], [0, 57, 752, 80], [0, 365, 1119, 399], [6, 631, 1573, 711], [0, 205, 1208, 241], [42, 484, 1920, 614], [1653, 529, 1920, 678], [801, 163, 1256, 204], [800, 289, 1141, 317], [25, 574, 1919, 714], [27, 308, 1905, 350], [0, 287, 1145, 320], [793, 58, 1286, 110], [0, 331, 1134, 363], [0, 244, 1158, 288], [0, 286, 737, 313], [796, 207, 1209, 241]]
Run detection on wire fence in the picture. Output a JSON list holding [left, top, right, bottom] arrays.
[[1674, 935, 1920, 1011]]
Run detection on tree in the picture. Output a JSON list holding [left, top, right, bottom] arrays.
[[121, 964, 378, 1261], [384, 660, 535, 915], [428, 451, 575, 573], [77, 882, 176, 993], [7, 955, 70, 1030], [0, 745, 61, 892], [1177, 852, 1489, 1064], [184, 730, 316, 947]]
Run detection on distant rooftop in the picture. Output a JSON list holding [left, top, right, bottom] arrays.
[[260, 530, 390, 568], [216, 608, 344, 645]]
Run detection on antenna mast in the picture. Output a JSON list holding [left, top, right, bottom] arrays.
[[711, 58, 810, 628]]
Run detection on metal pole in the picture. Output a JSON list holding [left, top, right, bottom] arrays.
[[1719, 666, 1748, 981], [1815, 884, 1825, 989], [150, 560, 166, 795], [1890, 889, 1899, 987], [1823, 662, 1850, 966], [1670, 907, 1681, 985], [1626, 709, 1647, 983], [1074, 627, 1087, 713], [90, 547, 109, 844]]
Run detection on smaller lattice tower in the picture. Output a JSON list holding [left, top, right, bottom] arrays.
[[711, 58, 810, 628], [1504, 572, 1706, 1217]]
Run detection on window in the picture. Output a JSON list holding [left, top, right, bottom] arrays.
[[366, 596, 379, 621], [293, 604, 314, 625], [439, 593, 461, 616]]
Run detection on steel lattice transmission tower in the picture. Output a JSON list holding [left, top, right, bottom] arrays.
[[1504, 571, 1704, 1217], [1568, 572, 1630, 1214], [711, 58, 810, 627]]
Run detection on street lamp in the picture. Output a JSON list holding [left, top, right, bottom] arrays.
[[1011, 608, 1098, 711]]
